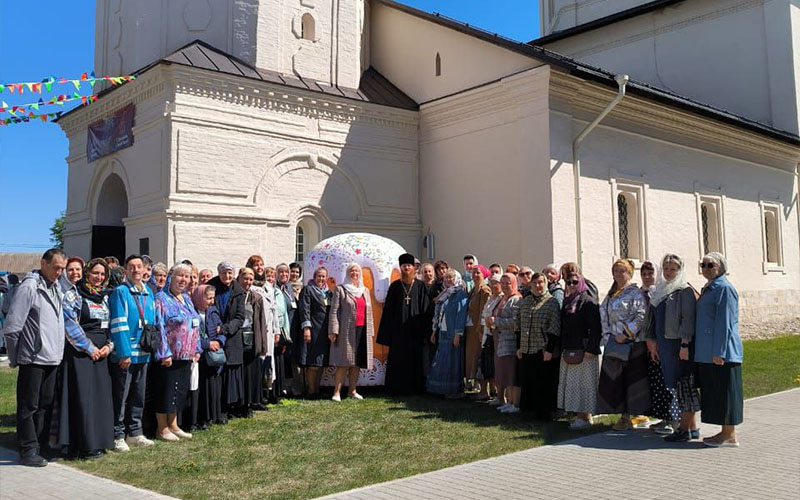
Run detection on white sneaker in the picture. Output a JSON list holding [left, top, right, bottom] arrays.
[[488, 399, 504, 407], [349, 392, 364, 400], [126, 435, 154, 447], [570, 418, 591, 429], [331, 394, 341, 402], [501, 405, 520, 414], [112, 438, 130, 453]]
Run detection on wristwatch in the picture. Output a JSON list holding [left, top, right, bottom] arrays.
[[680, 343, 689, 348]]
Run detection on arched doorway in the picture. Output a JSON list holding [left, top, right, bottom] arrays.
[[92, 173, 128, 261]]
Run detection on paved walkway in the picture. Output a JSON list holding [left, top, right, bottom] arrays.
[[319, 388, 800, 500], [0, 389, 797, 500], [0, 446, 177, 500]]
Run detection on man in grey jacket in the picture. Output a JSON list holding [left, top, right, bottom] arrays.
[[1, 248, 67, 467]]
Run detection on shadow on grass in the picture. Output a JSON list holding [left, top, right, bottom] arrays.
[[380, 392, 610, 445]]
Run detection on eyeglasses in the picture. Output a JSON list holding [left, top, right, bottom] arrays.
[[519, 271, 532, 276], [699, 262, 717, 269], [565, 279, 580, 286]]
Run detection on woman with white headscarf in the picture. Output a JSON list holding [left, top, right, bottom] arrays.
[[695, 252, 742, 447], [644, 254, 701, 441], [328, 263, 374, 401], [426, 269, 469, 397]]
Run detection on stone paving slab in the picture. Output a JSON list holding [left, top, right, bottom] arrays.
[[0, 446, 177, 500], [0, 389, 797, 500], [317, 388, 800, 500]]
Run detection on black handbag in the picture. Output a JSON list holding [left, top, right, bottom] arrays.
[[134, 294, 161, 355]]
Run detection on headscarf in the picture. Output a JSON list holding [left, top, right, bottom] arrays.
[[650, 254, 689, 307], [703, 251, 729, 276], [192, 284, 212, 312], [608, 258, 635, 297], [79, 258, 110, 303], [434, 269, 463, 303], [433, 270, 464, 331], [217, 261, 235, 274], [473, 264, 490, 280], [308, 270, 330, 301], [563, 273, 589, 314], [342, 263, 366, 298], [640, 259, 658, 300], [494, 272, 520, 314]]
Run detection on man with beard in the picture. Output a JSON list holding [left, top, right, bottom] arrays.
[[377, 253, 431, 395]]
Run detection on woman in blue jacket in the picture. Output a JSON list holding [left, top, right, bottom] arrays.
[[695, 252, 742, 448], [427, 269, 469, 397]]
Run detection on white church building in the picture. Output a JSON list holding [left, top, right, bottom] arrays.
[[60, 0, 800, 324]]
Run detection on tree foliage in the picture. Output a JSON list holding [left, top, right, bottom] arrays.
[[49, 210, 65, 248]]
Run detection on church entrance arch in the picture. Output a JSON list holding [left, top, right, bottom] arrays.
[[92, 173, 128, 261]]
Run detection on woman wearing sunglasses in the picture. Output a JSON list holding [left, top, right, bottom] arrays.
[[557, 269, 602, 429], [694, 252, 742, 447]]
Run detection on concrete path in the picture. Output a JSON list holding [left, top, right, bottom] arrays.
[[0, 446, 177, 500], [0, 389, 797, 500], [318, 388, 800, 500]]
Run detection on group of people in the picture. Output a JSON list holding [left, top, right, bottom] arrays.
[[1, 246, 744, 468]]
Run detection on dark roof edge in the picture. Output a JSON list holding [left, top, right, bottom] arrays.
[[57, 39, 418, 123], [530, 0, 684, 45], [375, 0, 799, 147]]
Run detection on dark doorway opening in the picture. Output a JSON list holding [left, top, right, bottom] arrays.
[[91, 173, 128, 261], [91, 226, 126, 261]]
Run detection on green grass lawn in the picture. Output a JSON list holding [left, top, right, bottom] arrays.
[[0, 334, 798, 500]]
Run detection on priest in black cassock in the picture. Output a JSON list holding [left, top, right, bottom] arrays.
[[377, 253, 431, 395]]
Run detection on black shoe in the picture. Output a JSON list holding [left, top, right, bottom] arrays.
[[40, 447, 64, 462], [216, 417, 228, 425], [198, 423, 209, 431], [664, 429, 690, 442], [251, 404, 267, 411], [20, 454, 47, 467], [245, 409, 254, 419], [83, 450, 104, 460], [689, 429, 700, 440]]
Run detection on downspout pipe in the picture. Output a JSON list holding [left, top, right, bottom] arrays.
[[572, 74, 629, 268]]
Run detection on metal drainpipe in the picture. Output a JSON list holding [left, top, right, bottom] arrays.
[[572, 74, 629, 268]]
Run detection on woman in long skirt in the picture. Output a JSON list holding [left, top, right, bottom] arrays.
[[597, 259, 650, 430], [192, 285, 226, 427], [557, 267, 602, 429], [427, 269, 469, 397], [58, 258, 115, 458]]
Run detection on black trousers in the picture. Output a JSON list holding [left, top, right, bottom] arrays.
[[16, 364, 58, 457]]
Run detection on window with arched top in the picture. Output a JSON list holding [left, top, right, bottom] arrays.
[[612, 178, 646, 263], [295, 225, 305, 263], [757, 199, 784, 274], [435, 52, 441, 77], [301, 13, 315, 41]]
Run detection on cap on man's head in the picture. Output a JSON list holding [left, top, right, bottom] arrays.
[[398, 253, 415, 266]]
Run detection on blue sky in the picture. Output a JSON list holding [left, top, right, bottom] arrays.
[[0, 1, 540, 253]]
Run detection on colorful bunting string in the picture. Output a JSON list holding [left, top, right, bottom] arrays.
[[1, 94, 99, 115], [0, 73, 135, 95], [0, 111, 64, 126]]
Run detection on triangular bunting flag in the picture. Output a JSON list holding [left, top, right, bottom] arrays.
[[8, 84, 15, 94], [80, 72, 88, 81], [0, 84, 4, 93], [40, 114, 48, 122], [71, 80, 81, 91], [30, 103, 39, 111]]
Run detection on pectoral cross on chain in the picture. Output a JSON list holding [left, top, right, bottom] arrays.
[[404, 294, 411, 305]]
